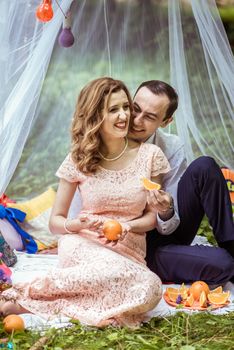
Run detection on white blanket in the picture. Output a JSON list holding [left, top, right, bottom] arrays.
[[10, 247, 234, 330]]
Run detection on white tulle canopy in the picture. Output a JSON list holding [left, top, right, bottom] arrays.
[[0, 0, 233, 198]]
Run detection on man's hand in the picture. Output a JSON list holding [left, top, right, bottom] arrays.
[[147, 189, 174, 220]]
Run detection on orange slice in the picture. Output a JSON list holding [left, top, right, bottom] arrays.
[[167, 290, 179, 303], [166, 287, 188, 302], [184, 294, 194, 307], [166, 287, 178, 294], [207, 291, 230, 305], [210, 286, 222, 294], [179, 283, 189, 295], [199, 291, 207, 308], [141, 178, 161, 191]]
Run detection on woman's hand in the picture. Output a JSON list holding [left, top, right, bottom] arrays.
[[65, 214, 104, 233], [99, 222, 131, 246], [78, 214, 104, 232]]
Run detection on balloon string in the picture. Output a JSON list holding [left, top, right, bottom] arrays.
[[104, 0, 112, 76], [54, 0, 67, 18]]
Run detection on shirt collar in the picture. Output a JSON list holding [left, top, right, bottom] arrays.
[[145, 132, 157, 144]]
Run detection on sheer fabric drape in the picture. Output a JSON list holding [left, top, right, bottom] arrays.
[[169, 0, 234, 165], [0, 0, 233, 197], [0, 0, 73, 196]]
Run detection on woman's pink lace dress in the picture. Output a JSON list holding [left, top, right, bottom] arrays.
[[3, 143, 170, 327]]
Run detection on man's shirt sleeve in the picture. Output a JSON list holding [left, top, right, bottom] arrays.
[[156, 210, 180, 235], [156, 144, 187, 234]]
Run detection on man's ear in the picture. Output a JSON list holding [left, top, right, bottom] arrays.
[[160, 117, 173, 128]]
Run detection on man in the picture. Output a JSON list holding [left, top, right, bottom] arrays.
[[129, 80, 234, 284]]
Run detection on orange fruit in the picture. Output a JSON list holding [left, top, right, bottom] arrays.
[[210, 286, 222, 294], [3, 314, 25, 333], [189, 281, 210, 300], [199, 291, 207, 308], [207, 291, 230, 305], [103, 220, 122, 241], [184, 294, 194, 307], [141, 178, 161, 191]]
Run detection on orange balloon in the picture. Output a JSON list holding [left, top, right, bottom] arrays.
[[3, 314, 25, 333], [189, 281, 210, 301], [36, 0, 53, 22], [103, 220, 122, 241]]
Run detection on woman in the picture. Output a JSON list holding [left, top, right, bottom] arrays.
[[1, 77, 171, 328]]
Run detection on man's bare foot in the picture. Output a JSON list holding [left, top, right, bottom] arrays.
[[0, 300, 29, 316]]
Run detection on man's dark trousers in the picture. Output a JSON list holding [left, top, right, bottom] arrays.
[[146, 156, 234, 284]]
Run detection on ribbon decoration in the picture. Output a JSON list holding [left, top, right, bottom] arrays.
[[0, 205, 38, 254], [0, 194, 16, 207]]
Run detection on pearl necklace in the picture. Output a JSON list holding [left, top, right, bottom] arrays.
[[98, 138, 129, 162]]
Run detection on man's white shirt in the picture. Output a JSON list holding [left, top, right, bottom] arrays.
[[147, 129, 187, 235]]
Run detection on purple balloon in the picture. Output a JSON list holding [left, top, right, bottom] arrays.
[[58, 28, 75, 48]]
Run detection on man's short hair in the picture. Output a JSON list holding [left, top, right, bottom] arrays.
[[135, 80, 178, 120]]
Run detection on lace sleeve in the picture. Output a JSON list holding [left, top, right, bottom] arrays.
[[151, 147, 171, 177], [56, 154, 82, 183]]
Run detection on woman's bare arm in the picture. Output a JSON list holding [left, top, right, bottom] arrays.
[[125, 204, 157, 233], [49, 178, 78, 234]]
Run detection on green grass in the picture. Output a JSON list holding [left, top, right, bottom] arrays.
[[1, 312, 234, 350], [219, 7, 234, 22], [197, 216, 216, 246]]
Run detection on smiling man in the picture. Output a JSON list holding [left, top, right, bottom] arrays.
[[129, 80, 234, 284]]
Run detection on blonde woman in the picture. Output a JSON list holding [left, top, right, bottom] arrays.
[[1, 77, 170, 328]]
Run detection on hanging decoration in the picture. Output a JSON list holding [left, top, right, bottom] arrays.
[[58, 10, 75, 48], [36, 0, 54, 22], [35, 0, 74, 48]]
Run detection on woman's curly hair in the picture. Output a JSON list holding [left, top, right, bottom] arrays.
[[71, 77, 133, 174]]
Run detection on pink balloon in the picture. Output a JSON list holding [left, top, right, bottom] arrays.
[[0, 219, 24, 250]]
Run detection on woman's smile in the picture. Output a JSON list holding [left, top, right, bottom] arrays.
[[114, 121, 128, 130]]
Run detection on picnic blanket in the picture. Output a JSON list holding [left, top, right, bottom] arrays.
[[9, 236, 234, 330]]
